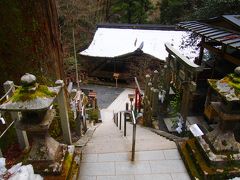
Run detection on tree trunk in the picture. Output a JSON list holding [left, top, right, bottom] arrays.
[[0, 0, 64, 93]]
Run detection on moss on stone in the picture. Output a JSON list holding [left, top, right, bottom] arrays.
[[10, 84, 56, 102], [49, 116, 62, 139], [180, 140, 202, 179], [229, 73, 240, 83], [64, 153, 72, 171], [67, 158, 79, 180], [181, 138, 240, 179], [62, 152, 73, 179], [224, 74, 240, 93]]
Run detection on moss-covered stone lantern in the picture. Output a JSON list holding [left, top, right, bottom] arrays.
[[179, 67, 240, 179], [0, 73, 66, 174], [206, 66, 240, 153]]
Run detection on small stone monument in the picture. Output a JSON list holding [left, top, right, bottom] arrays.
[[0, 73, 67, 174]]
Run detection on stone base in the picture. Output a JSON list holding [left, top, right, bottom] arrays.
[[44, 146, 82, 180], [29, 143, 67, 175], [206, 126, 240, 153], [197, 136, 240, 166], [28, 135, 62, 162], [178, 138, 240, 179]]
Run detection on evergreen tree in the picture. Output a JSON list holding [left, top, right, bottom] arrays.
[[110, 0, 153, 23], [159, 0, 240, 25], [192, 0, 240, 20], [159, 0, 185, 25]]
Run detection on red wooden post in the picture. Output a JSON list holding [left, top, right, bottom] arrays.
[[138, 93, 142, 112], [135, 87, 142, 112], [135, 88, 138, 111]]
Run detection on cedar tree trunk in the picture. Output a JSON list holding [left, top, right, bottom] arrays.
[[0, 0, 64, 94]]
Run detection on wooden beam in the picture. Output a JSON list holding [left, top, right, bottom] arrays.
[[202, 42, 240, 65], [198, 37, 205, 65], [165, 43, 203, 72]]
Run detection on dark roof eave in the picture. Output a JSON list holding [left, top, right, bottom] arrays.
[[97, 23, 180, 31], [177, 21, 240, 51], [79, 50, 165, 62]]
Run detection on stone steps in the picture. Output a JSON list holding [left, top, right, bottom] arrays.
[[77, 88, 190, 179]]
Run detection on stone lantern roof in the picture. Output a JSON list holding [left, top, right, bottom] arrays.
[[0, 73, 61, 111], [208, 66, 240, 102]]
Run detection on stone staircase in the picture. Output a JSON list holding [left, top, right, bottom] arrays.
[[76, 89, 190, 180]]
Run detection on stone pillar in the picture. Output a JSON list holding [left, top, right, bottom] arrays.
[[147, 82, 153, 101], [145, 75, 150, 99], [145, 74, 151, 92], [152, 70, 159, 89], [180, 82, 191, 132], [3, 81, 29, 150], [76, 111, 82, 136], [55, 80, 72, 145], [150, 87, 154, 107], [152, 88, 159, 117], [144, 81, 152, 113], [143, 79, 153, 126], [163, 65, 169, 90], [163, 64, 170, 111], [147, 87, 154, 125]]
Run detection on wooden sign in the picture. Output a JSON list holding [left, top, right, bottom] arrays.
[[128, 94, 135, 100], [113, 73, 119, 79], [88, 91, 97, 98]]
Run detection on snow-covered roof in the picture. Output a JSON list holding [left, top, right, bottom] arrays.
[[80, 27, 198, 61]]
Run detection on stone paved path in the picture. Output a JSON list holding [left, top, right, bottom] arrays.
[[78, 89, 190, 180], [80, 84, 124, 109]]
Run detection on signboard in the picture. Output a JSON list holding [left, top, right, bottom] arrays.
[[189, 124, 204, 137], [113, 73, 119, 79], [88, 92, 97, 98], [128, 94, 135, 101]]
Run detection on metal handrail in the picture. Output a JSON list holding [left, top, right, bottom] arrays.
[[0, 85, 15, 139], [0, 85, 14, 102], [114, 110, 137, 161], [131, 111, 136, 125], [131, 111, 137, 161], [0, 120, 15, 139]]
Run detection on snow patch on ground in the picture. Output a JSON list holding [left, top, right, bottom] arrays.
[[0, 158, 43, 180]]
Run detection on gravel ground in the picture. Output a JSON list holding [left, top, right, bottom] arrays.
[[80, 84, 125, 109]]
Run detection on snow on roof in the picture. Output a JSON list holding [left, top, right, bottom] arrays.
[[80, 27, 198, 61]]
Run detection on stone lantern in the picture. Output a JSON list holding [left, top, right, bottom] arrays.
[[205, 67, 240, 153], [180, 67, 240, 179], [0, 73, 66, 174]]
